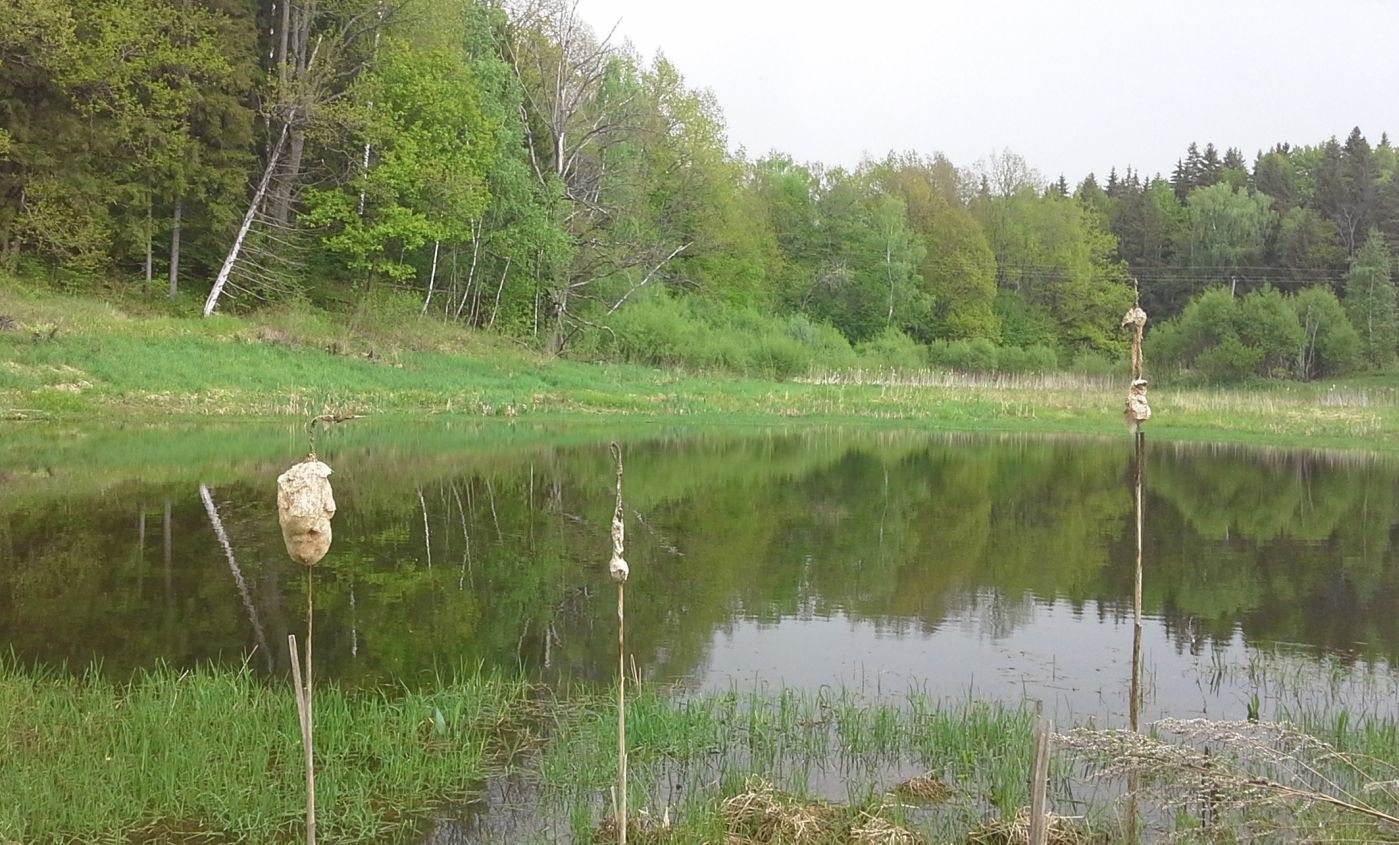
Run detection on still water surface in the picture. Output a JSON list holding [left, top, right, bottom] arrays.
[[3, 421, 1398, 724]]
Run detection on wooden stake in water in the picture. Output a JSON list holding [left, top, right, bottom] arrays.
[[1122, 297, 1149, 845], [607, 443, 630, 845], [276, 414, 355, 845], [288, 571, 315, 845], [1120, 299, 1149, 727], [1029, 703, 1052, 845], [1132, 427, 1144, 731]]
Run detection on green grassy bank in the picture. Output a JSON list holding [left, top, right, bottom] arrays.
[[3, 283, 1399, 451]]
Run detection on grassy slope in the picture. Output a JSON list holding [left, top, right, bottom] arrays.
[[3, 282, 1399, 450]]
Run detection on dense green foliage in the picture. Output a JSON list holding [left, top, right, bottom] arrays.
[[1, 0, 1395, 380]]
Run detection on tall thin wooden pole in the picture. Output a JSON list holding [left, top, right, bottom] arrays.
[[1127, 424, 1144, 845], [608, 443, 629, 845], [305, 570, 314, 845], [1132, 427, 1144, 732], [1123, 293, 1149, 845], [288, 570, 316, 845], [617, 581, 627, 845]]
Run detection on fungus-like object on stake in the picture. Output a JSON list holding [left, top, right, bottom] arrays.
[[1121, 304, 1147, 329], [609, 511, 629, 583], [277, 458, 336, 566], [1121, 303, 1150, 431], [1124, 378, 1151, 430]]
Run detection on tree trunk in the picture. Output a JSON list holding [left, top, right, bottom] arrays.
[[488, 257, 511, 329], [267, 0, 312, 228], [277, 0, 290, 80], [886, 242, 895, 326], [547, 284, 571, 355], [168, 196, 183, 298], [421, 240, 440, 315], [268, 128, 306, 227], [204, 123, 290, 317], [454, 223, 481, 320], [145, 201, 154, 291]]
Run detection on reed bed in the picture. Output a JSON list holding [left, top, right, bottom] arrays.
[[799, 368, 1119, 393]]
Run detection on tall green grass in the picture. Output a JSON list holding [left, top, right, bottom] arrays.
[[0, 660, 530, 844]]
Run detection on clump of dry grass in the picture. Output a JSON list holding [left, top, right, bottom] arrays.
[[965, 809, 1090, 845], [720, 778, 838, 843], [717, 778, 923, 845], [592, 809, 672, 845], [889, 775, 951, 804], [848, 813, 923, 845]]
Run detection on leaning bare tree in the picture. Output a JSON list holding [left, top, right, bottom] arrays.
[[203, 0, 391, 317]]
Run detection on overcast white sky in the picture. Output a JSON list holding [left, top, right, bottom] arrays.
[[576, 0, 1398, 185]]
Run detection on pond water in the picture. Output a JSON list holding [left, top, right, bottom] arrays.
[[3, 420, 1398, 725]]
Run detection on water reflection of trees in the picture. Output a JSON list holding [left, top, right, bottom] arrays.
[[2, 431, 1399, 685], [1142, 446, 1399, 662]]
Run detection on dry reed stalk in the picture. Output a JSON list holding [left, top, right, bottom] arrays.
[[608, 442, 629, 845], [277, 464, 327, 845], [1059, 719, 1399, 840], [287, 626, 314, 845]]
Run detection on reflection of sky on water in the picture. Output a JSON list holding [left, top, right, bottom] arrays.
[[689, 592, 1399, 726]]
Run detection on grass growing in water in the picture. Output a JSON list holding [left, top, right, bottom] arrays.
[[0, 660, 531, 844], [9, 659, 1399, 844], [533, 686, 1055, 844]]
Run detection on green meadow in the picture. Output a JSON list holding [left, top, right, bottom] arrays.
[[3, 283, 1397, 452]]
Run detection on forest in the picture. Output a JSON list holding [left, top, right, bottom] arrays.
[[3, 0, 1398, 381]]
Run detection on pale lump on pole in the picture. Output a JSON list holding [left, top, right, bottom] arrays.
[[608, 442, 629, 583], [277, 458, 337, 566], [609, 510, 629, 583], [1121, 304, 1151, 431], [1124, 378, 1151, 429]]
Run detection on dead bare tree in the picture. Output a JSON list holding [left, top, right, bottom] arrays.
[[204, 1, 392, 316], [502, 0, 686, 354]]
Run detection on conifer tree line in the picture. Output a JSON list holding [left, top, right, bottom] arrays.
[[2, 0, 1396, 379]]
